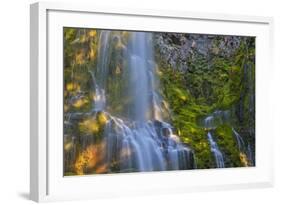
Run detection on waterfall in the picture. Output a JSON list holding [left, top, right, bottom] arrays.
[[203, 109, 254, 168], [87, 31, 195, 173], [203, 110, 227, 168], [247, 144, 254, 166], [232, 128, 245, 152], [203, 110, 230, 129], [96, 31, 111, 88], [232, 128, 254, 166], [89, 71, 106, 111], [207, 132, 225, 168], [128, 32, 151, 122]]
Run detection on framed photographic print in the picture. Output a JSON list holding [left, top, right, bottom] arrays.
[[30, 2, 274, 202]]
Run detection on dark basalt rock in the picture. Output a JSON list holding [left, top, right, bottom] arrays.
[[154, 33, 244, 72]]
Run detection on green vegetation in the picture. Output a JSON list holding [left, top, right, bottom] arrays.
[[156, 37, 255, 168], [63, 28, 255, 175]]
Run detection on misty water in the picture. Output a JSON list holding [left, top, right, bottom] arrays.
[[88, 31, 196, 172], [202, 110, 254, 168], [63, 29, 255, 175]]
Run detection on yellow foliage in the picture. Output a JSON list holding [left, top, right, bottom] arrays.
[[179, 95, 187, 101], [73, 98, 88, 108], [239, 152, 249, 167], [173, 87, 188, 101], [89, 48, 96, 60], [79, 118, 100, 134], [88, 30, 97, 37], [201, 141, 208, 148], [64, 141, 73, 151], [96, 112, 108, 126], [75, 154, 87, 175], [183, 137, 190, 144], [75, 50, 85, 65], [74, 143, 106, 175], [66, 82, 80, 92]]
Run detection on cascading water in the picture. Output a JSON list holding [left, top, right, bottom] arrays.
[[96, 31, 111, 88], [88, 31, 195, 173], [207, 132, 225, 168], [247, 144, 254, 166], [128, 32, 151, 122], [89, 71, 106, 111], [232, 127, 254, 166], [204, 110, 230, 129], [232, 128, 245, 152], [203, 109, 254, 167], [203, 111, 225, 168]]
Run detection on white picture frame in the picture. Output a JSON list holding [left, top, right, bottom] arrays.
[[30, 2, 274, 202]]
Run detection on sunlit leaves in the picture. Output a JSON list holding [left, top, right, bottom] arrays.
[[96, 112, 108, 126], [239, 152, 249, 167], [182, 136, 191, 144], [172, 87, 188, 102], [64, 28, 76, 41], [88, 30, 97, 37], [64, 141, 74, 151], [89, 47, 96, 60], [79, 118, 100, 134], [74, 143, 107, 175], [66, 82, 80, 92], [79, 112, 109, 135], [64, 27, 100, 117], [75, 49, 85, 65], [63, 29, 255, 174], [72, 98, 89, 108]]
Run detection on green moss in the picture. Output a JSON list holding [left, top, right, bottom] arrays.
[[214, 124, 242, 167], [63, 32, 255, 172], [157, 65, 214, 168], [155, 36, 255, 169]]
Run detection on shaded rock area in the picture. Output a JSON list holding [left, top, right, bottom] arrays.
[[154, 32, 255, 168], [154, 33, 245, 72]]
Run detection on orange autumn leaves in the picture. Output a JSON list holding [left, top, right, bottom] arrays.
[[74, 143, 108, 175], [74, 112, 109, 175]]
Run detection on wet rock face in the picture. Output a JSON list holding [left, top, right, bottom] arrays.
[[154, 33, 243, 72]]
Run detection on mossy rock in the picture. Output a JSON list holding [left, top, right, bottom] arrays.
[[214, 124, 243, 167]]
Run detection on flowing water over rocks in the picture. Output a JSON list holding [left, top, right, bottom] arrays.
[[74, 31, 196, 173], [63, 29, 255, 174], [202, 109, 254, 168], [206, 131, 224, 168]]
